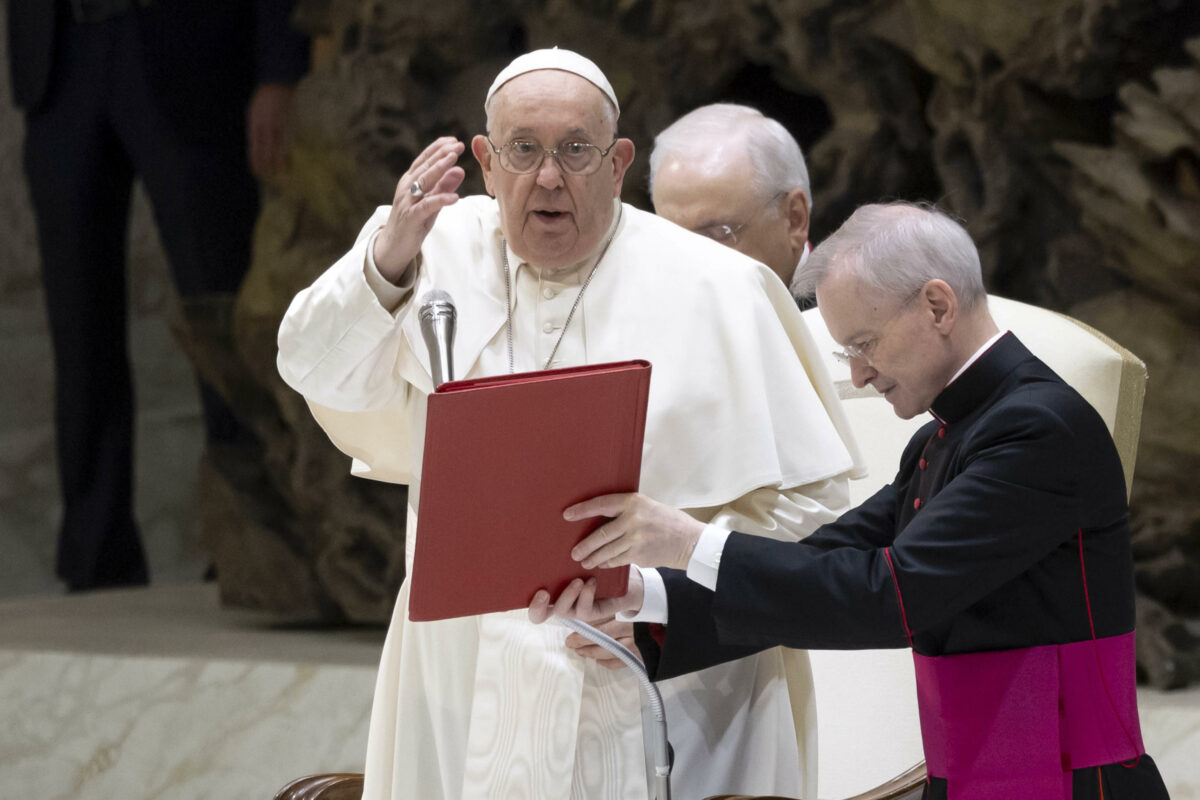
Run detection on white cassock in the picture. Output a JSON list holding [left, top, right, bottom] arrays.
[[277, 196, 865, 800]]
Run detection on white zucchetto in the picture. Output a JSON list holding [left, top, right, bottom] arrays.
[[485, 47, 619, 115]]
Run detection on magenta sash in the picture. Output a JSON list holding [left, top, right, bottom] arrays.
[[913, 632, 1144, 799]]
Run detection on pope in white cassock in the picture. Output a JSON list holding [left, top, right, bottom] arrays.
[[277, 48, 865, 800]]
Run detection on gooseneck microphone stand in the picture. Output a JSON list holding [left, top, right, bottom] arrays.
[[560, 618, 672, 800]]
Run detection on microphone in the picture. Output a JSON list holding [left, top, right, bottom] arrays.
[[418, 290, 456, 389], [561, 618, 672, 799]]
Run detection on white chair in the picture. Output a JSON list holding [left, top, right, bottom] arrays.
[[798, 294, 1148, 800]]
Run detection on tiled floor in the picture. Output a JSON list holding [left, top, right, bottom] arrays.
[[0, 584, 381, 800], [1140, 686, 1200, 799], [0, 583, 1195, 799]]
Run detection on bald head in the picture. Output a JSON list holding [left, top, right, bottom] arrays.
[[650, 104, 810, 206], [649, 104, 812, 285]]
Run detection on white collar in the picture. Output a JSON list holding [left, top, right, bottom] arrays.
[[946, 329, 1007, 387]]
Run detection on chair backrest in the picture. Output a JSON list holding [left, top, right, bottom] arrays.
[[802, 294, 1148, 503], [799, 295, 1148, 799]]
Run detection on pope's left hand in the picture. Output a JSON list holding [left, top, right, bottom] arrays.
[[566, 492, 705, 571], [528, 570, 644, 624]]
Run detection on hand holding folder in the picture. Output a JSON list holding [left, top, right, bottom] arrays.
[[408, 360, 651, 622]]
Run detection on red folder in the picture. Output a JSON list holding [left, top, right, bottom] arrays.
[[408, 360, 651, 622]]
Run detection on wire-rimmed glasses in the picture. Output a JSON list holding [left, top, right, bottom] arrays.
[[693, 191, 787, 245], [485, 137, 619, 175]]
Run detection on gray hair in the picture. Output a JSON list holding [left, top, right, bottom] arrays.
[[649, 103, 811, 214], [795, 201, 986, 311]]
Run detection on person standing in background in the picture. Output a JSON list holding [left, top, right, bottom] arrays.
[[6, 0, 309, 591]]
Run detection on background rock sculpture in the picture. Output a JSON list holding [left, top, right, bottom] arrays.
[[239, 0, 1200, 686], [4, 0, 1195, 685]]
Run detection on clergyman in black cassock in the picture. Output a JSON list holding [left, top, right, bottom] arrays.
[[6, 0, 309, 590], [637, 332, 1167, 799], [531, 202, 1171, 800]]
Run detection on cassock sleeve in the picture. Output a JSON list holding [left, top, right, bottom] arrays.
[[642, 392, 1090, 678], [637, 482, 904, 680]]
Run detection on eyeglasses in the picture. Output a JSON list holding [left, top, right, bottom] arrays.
[[693, 191, 786, 245], [831, 290, 921, 367], [485, 137, 619, 176]]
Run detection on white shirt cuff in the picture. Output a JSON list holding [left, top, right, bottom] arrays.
[[686, 523, 732, 591], [363, 226, 416, 312], [617, 566, 668, 624], [615, 524, 731, 625]]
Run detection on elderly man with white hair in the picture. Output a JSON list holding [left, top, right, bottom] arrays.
[[650, 103, 814, 290], [278, 49, 862, 800]]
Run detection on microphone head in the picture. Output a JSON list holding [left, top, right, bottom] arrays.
[[418, 289, 457, 387], [421, 289, 454, 306], [419, 289, 456, 323]]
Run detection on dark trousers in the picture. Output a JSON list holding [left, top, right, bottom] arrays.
[[22, 12, 259, 590]]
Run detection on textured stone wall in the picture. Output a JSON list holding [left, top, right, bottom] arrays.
[[216, 0, 1200, 684]]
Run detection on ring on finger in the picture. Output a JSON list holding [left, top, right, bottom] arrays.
[[409, 179, 424, 198]]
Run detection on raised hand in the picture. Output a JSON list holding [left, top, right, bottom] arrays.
[[373, 136, 467, 281]]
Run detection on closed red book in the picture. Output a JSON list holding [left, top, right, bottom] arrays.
[[408, 360, 651, 622]]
